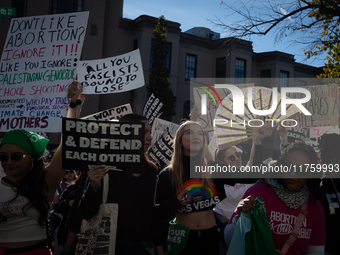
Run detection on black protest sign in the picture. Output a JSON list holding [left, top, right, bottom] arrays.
[[147, 130, 173, 169], [62, 118, 144, 172], [143, 93, 163, 125], [287, 128, 308, 143]]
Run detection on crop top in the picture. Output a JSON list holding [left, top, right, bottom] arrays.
[[0, 181, 46, 242], [155, 155, 220, 214]]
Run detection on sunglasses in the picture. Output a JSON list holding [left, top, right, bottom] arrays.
[[65, 170, 75, 175], [0, 153, 29, 162], [227, 152, 241, 162]]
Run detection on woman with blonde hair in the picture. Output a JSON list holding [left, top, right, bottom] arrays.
[[154, 120, 220, 255]]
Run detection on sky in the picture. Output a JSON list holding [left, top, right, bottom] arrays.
[[123, 0, 326, 68]]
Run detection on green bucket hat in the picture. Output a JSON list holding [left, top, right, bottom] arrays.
[[0, 130, 49, 160]]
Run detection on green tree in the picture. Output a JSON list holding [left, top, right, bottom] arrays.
[[214, 0, 340, 77], [148, 16, 176, 121]]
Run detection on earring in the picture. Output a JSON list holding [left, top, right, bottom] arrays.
[[30, 162, 34, 171]]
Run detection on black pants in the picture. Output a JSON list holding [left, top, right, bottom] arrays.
[[178, 226, 219, 255]]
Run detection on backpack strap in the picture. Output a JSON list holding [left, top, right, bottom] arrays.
[[280, 202, 308, 255]]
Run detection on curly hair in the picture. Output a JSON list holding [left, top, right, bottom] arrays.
[[276, 142, 322, 202]]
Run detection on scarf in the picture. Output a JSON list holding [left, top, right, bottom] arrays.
[[259, 178, 309, 209]]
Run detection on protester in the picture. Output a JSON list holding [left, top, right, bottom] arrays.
[[59, 170, 78, 192], [224, 142, 325, 254], [78, 114, 159, 255], [0, 81, 82, 254], [319, 133, 340, 255], [212, 128, 273, 255], [155, 121, 220, 255]]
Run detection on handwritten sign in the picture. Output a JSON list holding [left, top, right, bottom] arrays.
[[288, 84, 340, 128], [143, 93, 163, 125], [78, 49, 144, 94], [193, 83, 253, 131], [151, 118, 179, 146], [62, 118, 145, 172], [148, 130, 174, 169], [0, 12, 89, 132], [82, 103, 133, 121], [306, 126, 340, 149]]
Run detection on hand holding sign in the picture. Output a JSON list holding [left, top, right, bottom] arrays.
[[88, 165, 109, 190]]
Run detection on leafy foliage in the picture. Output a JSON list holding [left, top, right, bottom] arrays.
[[214, 0, 340, 78], [148, 16, 176, 120]]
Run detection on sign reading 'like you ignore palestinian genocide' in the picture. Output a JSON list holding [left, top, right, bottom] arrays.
[[62, 118, 145, 173], [0, 12, 89, 132]]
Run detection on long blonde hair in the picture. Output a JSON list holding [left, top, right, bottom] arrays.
[[168, 121, 212, 191]]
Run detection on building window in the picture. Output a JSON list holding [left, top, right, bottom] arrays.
[[150, 39, 172, 72], [51, 0, 83, 14], [298, 80, 306, 87], [12, 0, 26, 17], [279, 70, 289, 89], [185, 54, 197, 81], [216, 57, 226, 78], [235, 58, 246, 84]]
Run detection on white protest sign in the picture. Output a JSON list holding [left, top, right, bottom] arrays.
[[0, 12, 89, 132], [306, 126, 340, 149], [288, 84, 340, 128], [82, 103, 133, 121], [78, 49, 144, 94], [151, 118, 179, 146]]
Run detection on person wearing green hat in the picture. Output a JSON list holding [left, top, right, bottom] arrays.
[[0, 81, 82, 255]]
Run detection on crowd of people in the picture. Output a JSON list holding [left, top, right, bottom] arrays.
[[0, 81, 339, 255]]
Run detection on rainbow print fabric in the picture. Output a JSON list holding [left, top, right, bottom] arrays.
[[176, 179, 220, 213]]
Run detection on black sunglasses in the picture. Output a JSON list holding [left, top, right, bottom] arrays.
[[65, 170, 75, 175], [0, 153, 29, 162], [228, 152, 241, 162]]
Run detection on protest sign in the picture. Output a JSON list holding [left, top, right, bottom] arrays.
[[193, 83, 253, 131], [151, 118, 179, 145], [62, 118, 145, 172], [287, 128, 308, 143], [288, 84, 340, 128], [148, 130, 174, 169], [82, 103, 132, 121], [143, 93, 163, 125], [306, 126, 340, 150], [0, 12, 89, 132], [78, 49, 144, 94]]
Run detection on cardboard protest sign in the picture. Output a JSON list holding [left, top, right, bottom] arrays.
[[305, 126, 340, 150], [0, 12, 89, 132], [151, 118, 179, 146], [82, 103, 133, 121], [193, 83, 253, 131], [78, 49, 144, 94], [148, 130, 174, 169], [287, 128, 308, 143], [62, 118, 145, 172], [143, 93, 163, 125], [287, 84, 340, 128]]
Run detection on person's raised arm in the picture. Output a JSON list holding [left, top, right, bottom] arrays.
[[45, 81, 82, 202]]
